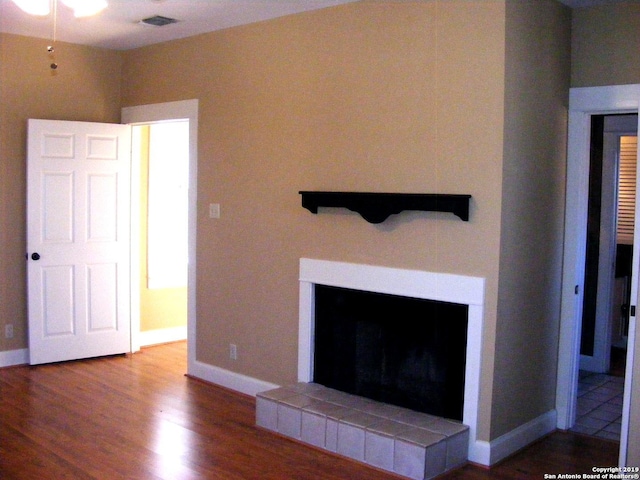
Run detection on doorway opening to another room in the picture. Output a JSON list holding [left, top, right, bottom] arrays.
[[133, 122, 189, 347], [557, 84, 640, 467], [573, 114, 637, 443], [122, 99, 198, 373]]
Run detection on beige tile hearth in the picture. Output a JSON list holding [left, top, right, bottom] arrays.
[[256, 383, 469, 480]]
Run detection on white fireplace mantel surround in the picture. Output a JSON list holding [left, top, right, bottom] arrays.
[[298, 258, 486, 463], [298, 258, 560, 467]]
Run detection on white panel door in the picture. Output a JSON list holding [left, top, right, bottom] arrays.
[[27, 119, 132, 365]]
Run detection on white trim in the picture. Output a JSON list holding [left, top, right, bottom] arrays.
[[121, 100, 198, 374], [558, 84, 640, 467], [189, 359, 279, 397], [299, 258, 485, 306], [297, 258, 487, 464], [569, 84, 640, 113], [620, 316, 636, 465], [621, 113, 640, 468], [470, 410, 557, 466], [129, 125, 142, 353], [0, 348, 29, 368], [139, 326, 187, 347], [557, 106, 591, 430]]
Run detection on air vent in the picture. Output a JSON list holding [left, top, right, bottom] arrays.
[[140, 15, 178, 27]]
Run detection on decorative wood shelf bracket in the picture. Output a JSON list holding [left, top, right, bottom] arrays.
[[299, 192, 471, 223]]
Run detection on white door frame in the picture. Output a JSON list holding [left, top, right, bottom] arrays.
[[121, 99, 198, 374], [557, 84, 640, 466]]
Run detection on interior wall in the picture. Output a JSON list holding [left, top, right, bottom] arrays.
[[0, 33, 122, 353], [122, 0, 507, 442], [570, 1, 640, 88], [0, 0, 576, 449], [492, 0, 571, 439], [491, 1, 571, 438]]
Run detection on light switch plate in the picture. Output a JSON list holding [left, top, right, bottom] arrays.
[[209, 203, 220, 219]]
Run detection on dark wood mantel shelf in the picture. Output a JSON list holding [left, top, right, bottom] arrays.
[[299, 192, 472, 224]]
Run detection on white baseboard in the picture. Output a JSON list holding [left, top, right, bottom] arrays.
[[0, 327, 187, 366], [0, 348, 29, 368], [468, 409, 557, 466], [469, 439, 492, 466], [2, 335, 555, 469], [188, 359, 279, 397], [139, 326, 187, 347], [186, 353, 555, 466]]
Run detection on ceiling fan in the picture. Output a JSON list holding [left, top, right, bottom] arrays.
[[10, 0, 109, 70]]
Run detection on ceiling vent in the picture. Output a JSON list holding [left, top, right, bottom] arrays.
[[140, 15, 178, 27]]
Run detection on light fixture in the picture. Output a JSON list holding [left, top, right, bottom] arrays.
[[11, 0, 108, 17], [10, 0, 108, 71], [10, 0, 49, 15]]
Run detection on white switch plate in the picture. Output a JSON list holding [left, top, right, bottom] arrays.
[[209, 203, 220, 219]]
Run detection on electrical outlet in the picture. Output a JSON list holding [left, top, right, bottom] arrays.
[[229, 343, 238, 360], [5, 324, 14, 339]]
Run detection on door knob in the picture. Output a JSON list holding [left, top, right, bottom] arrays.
[[31, 252, 40, 261]]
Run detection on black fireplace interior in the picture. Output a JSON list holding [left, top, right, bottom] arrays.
[[313, 284, 468, 421]]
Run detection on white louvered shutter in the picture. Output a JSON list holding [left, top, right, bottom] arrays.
[[617, 135, 638, 245]]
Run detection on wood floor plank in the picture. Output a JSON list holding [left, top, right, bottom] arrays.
[[0, 342, 620, 479]]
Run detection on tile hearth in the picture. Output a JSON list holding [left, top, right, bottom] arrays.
[[256, 383, 469, 480]]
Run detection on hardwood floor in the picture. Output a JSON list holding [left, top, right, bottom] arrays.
[[0, 342, 619, 479]]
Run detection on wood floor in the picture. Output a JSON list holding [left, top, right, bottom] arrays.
[[0, 342, 619, 479]]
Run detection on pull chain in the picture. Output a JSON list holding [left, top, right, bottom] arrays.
[[48, 0, 58, 71]]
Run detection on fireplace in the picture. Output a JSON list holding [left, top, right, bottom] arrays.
[[313, 284, 468, 421], [256, 259, 484, 478], [298, 258, 485, 458]]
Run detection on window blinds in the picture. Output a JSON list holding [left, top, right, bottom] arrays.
[[617, 136, 638, 245]]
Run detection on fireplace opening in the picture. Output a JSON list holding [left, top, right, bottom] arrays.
[[313, 284, 468, 421]]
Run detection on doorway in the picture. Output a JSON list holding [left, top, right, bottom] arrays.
[[557, 84, 640, 467], [571, 114, 637, 442], [134, 122, 189, 346], [122, 100, 198, 374], [580, 114, 637, 376]]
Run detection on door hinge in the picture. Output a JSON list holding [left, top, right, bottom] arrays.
[[575, 285, 579, 295], [631, 305, 636, 317]]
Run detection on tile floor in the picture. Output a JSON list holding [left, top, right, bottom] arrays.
[[570, 371, 624, 441]]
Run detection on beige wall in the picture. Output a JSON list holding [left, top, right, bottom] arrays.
[[122, 1, 507, 442], [0, 0, 607, 450], [0, 33, 122, 352], [571, 1, 640, 88], [121, 0, 572, 444], [492, 0, 571, 439]]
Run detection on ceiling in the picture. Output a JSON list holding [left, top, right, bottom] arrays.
[[0, 0, 634, 51], [0, 0, 360, 50]]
